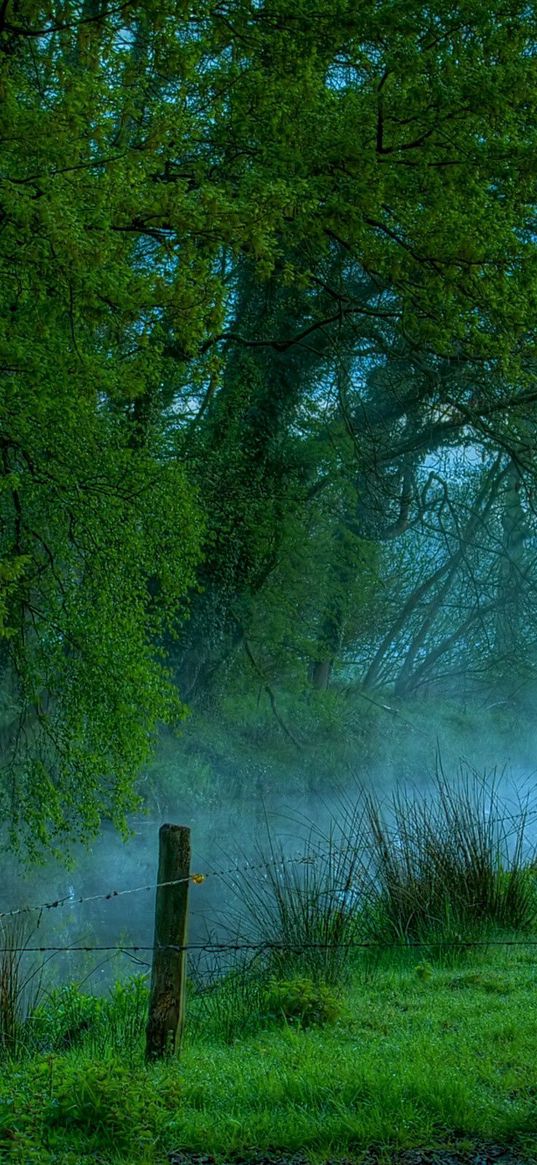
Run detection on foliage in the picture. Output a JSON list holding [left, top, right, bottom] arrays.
[[0, 9, 208, 843], [262, 975, 342, 1028], [30, 983, 101, 1053], [28, 975, 148, 1060], [3, 1, 537, 853], [43, 1060, 161, 1150]]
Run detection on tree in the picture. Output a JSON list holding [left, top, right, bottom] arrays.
[[0, 2, 211, 852], [3, 0, 537, 850]]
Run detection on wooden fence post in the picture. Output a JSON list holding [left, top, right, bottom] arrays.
[[145, 823, 191, 1061]]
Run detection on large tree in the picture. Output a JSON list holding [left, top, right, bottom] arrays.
[[2, 0, 537, 850]]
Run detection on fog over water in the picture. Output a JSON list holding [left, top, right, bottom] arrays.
[[4, 700, 537, 992]]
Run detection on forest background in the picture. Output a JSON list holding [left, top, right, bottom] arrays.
[[2, 0, 537, 870]]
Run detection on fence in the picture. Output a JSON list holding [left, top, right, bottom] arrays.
[[2, 821, 537, 1060]]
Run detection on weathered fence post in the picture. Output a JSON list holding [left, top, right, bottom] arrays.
[[145, 823, 191, 1061]]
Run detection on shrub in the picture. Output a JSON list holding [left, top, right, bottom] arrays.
[[262, 975, 342, 1028]]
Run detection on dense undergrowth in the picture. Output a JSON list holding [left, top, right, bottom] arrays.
[[1, 772, 537, 1163], [145, 691, 537, 819]]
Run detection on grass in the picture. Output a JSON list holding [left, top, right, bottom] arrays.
[[1, 945, 537, 1163], [215, 766, 537, 991], [335, 765, 537, 945], [2, 770, 537, 1163]]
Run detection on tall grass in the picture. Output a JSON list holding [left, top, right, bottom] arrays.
[[223, 766, 537, 991], [0, 915, 47, 1056], [29, 975, 149, 1060], [221, 825, 369, 987], [348, 766, 537, 947], [187, 952, 264, 1042]]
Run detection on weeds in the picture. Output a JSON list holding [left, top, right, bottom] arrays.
[[40, 1058, 169, 1154], [30, 975, 149, 1061], [0, 916, 46, 1057], [98, 975, 149, 1060]]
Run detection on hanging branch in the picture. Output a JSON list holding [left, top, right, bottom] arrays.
[[242, 638, 302, 750]]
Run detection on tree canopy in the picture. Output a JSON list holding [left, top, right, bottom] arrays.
[[2, 0, 537, 853]]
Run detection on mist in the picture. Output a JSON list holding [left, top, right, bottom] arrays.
[[4, 693, 536, 994]]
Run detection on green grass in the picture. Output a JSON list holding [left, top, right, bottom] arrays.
[[2, 946, 537, 1163], [2, 770, 533, 1163]]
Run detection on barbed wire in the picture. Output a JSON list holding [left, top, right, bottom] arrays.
[[3, 936, 537, 954], [0, 850, 318, 922]]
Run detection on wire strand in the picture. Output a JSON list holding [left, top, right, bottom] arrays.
[[0, 851, 317, 921], [2, 936, 537, 954]]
